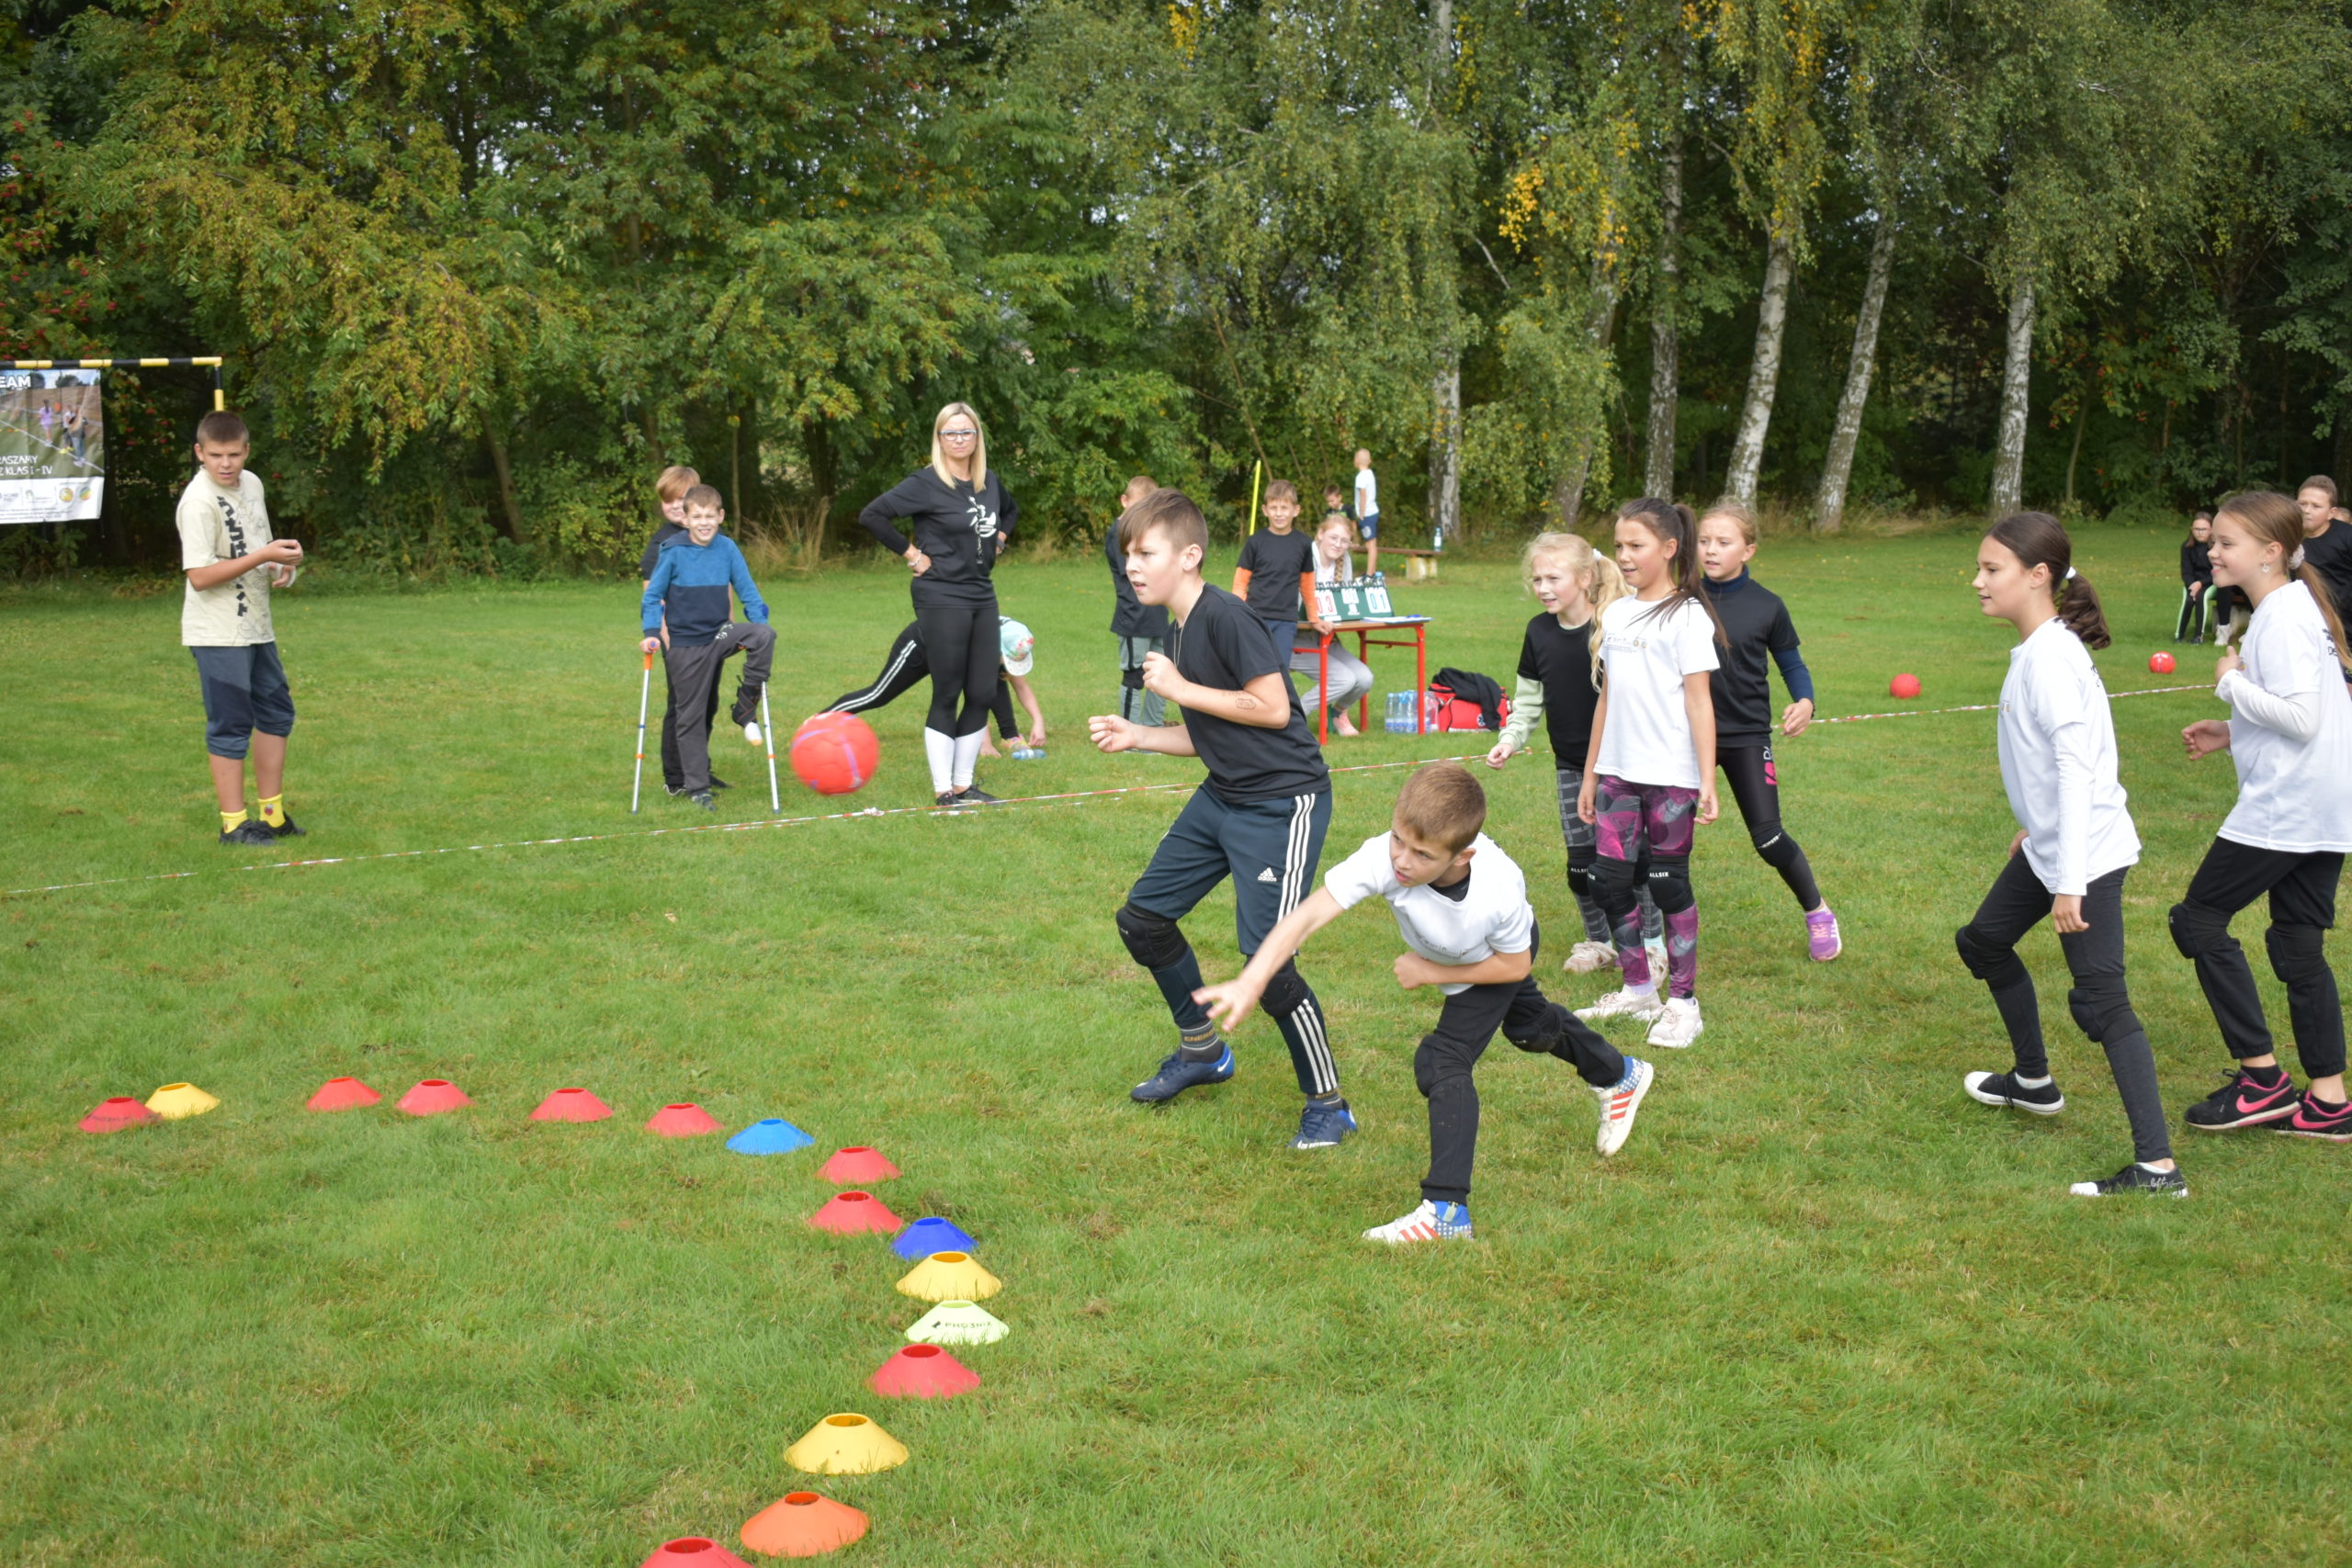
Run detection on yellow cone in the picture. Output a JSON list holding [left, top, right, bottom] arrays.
[[894, 1250, 1001, 1303], [785, 1413, 908, 1476], [145, 1083, 220, 1120]]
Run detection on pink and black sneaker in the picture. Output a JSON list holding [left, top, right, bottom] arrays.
[[2183, 1066, 2301, 1131], [1804, 907, 1842, 962], [2271, 1091, 2352, 1142]]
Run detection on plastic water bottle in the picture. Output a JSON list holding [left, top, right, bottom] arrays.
[[1011, 746, 1045, 761]]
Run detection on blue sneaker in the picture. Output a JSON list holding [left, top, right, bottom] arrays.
[[1290, 1097, 1357, 1150], [1363, 1199, 1472, 1244], [1131, 1044, 1234, 1103]]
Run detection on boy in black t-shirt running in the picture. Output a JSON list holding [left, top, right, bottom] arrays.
[[1089, 488, 1356, 1150]]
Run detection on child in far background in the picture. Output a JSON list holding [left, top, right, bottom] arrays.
[[1293, 513, 1373, 738], [981, 618, 1048, 759], [1487, 532, 1664, 976], [1107, 474, 1169, 727], [1695, 504, 1842, 961], [1323, 484, 1349, 532], [1352, 450, 1381, 579], [2177, 509, 2217, 643], [1574, 500, 1724, 1050], [639, 485, 775, 811], [1233, 479, 1320, 665], [641, 465, 733, 796], [2292, 476, 2352, 653]]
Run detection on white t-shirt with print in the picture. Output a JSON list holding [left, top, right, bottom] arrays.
[[2217, 581, 2352, 852], [176, 469, 276, 648], [1997, 616, 2140, 895], [1325, 831, 1535, 996], [1595, 594, 1720, 790], [1354, 468, 1378, 517]]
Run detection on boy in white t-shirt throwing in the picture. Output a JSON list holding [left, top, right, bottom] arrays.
[[1351, 448, 1381, 581], [1196, 762, 1655, 1243]]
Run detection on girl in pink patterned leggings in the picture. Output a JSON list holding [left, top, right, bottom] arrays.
[[1574, 499, 1727, 1050]]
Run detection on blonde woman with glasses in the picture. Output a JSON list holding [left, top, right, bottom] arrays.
[[858, 401, 1021, 805]]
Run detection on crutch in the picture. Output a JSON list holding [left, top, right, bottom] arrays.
[[630, 649, 653, 813], [760, 686, 781, 813]]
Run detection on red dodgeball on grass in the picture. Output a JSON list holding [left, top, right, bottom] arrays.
[[819, 1145, 900, 1184], [640, 1539, 752, 1568], [79, 1096, 159, 1134], [2150, 650, 2177, 674], [808, 1190, 903, 1235], [531, 1087, 614, 1122], [647, 1102, 722, 1137], [1889, 672, 1922, 699], [868, 1342, 980, 1400], [741, 1491, 870, 1558], [789, 713, 879, 796], [397, 1078, 472, 1116], [306, 1077, 381, 1112]]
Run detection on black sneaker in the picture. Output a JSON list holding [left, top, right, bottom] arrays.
[[664, 782, 688, 796], [219, 820, 280, 847], [267, 815, 305, 839], [934, 791, 964, 809], [1131, 1043, 1235, 1103], [1963, 1069, 2065, 1115], [953, 786, 1003, 806], [730, 687, 763, 728], [2182, 1066, 2300, 1130], [2068, 1162, 2188, 1199], [687, 789, 718, 811]]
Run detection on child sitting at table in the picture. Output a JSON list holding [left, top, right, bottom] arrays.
[[1294, 512, 1374, 739]]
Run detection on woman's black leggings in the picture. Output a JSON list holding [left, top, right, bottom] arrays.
[[1718, 744, 1822, 910], [914, 599, 1000, 738]]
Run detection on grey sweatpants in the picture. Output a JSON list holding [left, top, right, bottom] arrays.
[[1556, 767, 1660, 946], [1118, 635, 1168, 727], [664, 623, 776, 792]]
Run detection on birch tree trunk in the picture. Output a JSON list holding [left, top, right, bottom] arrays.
[[1815, 212, 1896, 533], [1429, 359, 1460, 545], [1644, 135, 1683, 500], [1555, 279, 1620, 530], [1990, 274, 2036, 516], [1723, 231, 1794, 509]]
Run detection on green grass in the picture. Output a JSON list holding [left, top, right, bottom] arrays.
[[3, 526, 2345, 1567]]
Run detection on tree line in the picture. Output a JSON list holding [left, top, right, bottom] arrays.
[[5, 0, 2349, 576]]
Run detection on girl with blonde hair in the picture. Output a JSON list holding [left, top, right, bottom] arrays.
[[1487, 531, 1662, 976]]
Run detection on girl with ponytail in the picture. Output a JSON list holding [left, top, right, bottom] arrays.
[[2172, 491, 2352, 1141], [1570, 499, 1727, 1050], [1955, 513, 2183, 1197]]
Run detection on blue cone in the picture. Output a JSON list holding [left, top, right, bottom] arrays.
[[890, 1216, 977, 1260], [727, 1117, 814, 1156]]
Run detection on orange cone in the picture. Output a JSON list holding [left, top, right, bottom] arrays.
[[646, 1102, 722, 1137], [397, 1078, 471, 1116], [80, 1096, 159, 1134], [531, 1088, 613, 1122], [741, 1492, 869, 1558], [807, 1190, 902, 1235], [640, 1539, 752, 1567], [306, 1077, 381, 1112], [868, 1342, 979, 1399], [819, 1145, 900, 1183]]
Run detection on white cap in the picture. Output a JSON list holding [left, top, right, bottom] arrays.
[[999, 617, 1035, 676]]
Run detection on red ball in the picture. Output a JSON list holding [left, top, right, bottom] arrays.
[[789, 713, 879, 795], [2150, 650, 2177, 674], [1889, 672, 1922, 700]]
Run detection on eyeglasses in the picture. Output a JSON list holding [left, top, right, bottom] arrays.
[[940, 429, 978, 441]]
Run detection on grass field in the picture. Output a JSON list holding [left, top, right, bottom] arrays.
[[3, 525, 2346, 1567]]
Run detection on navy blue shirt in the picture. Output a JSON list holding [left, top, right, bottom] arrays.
[[1700, 570, 1812, 746]]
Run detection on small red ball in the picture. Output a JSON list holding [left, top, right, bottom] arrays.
[[789, 713, 880, 795], [1890, 673, 1922, 700], [2150, 651, 2177, 674]]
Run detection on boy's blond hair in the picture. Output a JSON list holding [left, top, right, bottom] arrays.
[[1122, 474, 1158, 505], [196, 410, 249, 446], [1395, 762, 1487, 853], [1264, 479, 1299, 504], [1522, 530, 1623, 689], [682, 483, 724, 513], [1118, 488, 1209, 558], [656, 465, 701, 503]]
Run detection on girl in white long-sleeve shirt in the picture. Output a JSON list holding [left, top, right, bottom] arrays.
[[2173, 490, 2352, 1141], [1955, 512, 2183, 1198]]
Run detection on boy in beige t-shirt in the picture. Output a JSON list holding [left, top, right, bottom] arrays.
[[177, 411, 306, 845]]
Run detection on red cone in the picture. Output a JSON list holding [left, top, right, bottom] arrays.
[[646, 1102, 721, 1137], [397, 1078, 472, 1116], [819, 1145, 900, 1184], [306, 1077, 381, 1112], [79, 1096, 159, 1134], [531, 1088, 614, 1122], [741, 1491, 869, 1558], [640, 1539, 752, 1568], [807, 1190, 903, 1235], [867, 1342, 979, 1399]]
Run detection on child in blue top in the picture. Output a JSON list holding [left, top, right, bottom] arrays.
[[639, 484, 775, 809]]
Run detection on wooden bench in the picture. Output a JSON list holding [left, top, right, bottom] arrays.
[[1381, 547, 1442, 581]]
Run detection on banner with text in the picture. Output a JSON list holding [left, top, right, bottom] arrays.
[[0, 367, 106, 524]]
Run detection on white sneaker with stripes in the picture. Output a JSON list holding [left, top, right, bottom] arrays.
[[1361, 1199, 1473, 1245], [1593, 1056, 1653, 1156]]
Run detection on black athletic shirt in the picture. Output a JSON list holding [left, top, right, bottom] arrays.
[[639, 520, 686, 580], [1516, 613, 1602, 766], [859, 467, 1018, 608], [2301, 522, 2352, 624], [1169, 584, 1331, 803], [1700, 570, 1808, 747], [2179, 537, 2212, 587], [1106, 523, 1170, 639], [1235, 527, 1316, 619]]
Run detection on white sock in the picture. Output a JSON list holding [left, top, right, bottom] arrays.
[[923, 728, 955, 795], [951, 728, 985, 789], [1626, 977, 1657, 997], [2015, 1073, 2052, 1088]]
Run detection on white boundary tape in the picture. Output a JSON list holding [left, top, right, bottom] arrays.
[[5, 683, 2216, 899]]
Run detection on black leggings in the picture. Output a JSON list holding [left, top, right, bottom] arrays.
[[1718, 744, 1822, 910], [913, 599, 1001, 738], [2169, 840, 2345, 1079], [830, 623, 1021, 740]]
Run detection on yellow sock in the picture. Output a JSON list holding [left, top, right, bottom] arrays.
[[258, 795, 285, 828], [221, 808, 249, 833]]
